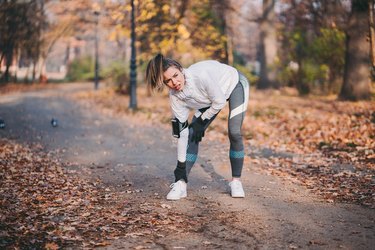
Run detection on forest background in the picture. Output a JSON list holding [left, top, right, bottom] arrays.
[[0, 0, 374, 101]]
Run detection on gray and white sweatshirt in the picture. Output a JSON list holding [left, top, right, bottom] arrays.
[[168, 60, 239, 162], [169, 60, 239, 122]]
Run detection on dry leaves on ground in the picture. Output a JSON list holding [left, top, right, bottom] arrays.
[[0, 83, 55, 95], [74, 86, 375, 207], [0, 139, 203, 248]]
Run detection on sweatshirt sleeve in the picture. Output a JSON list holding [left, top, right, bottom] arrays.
[[177, 127, 189, 162], [169, 94, 189, 163], [169, 94, 189, 122]]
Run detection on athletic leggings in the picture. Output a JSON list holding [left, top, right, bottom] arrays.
[[185, 72, 249, 178]]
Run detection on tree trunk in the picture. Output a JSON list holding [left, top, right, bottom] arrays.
[[339, 0, 371, 100], [369, 0, 375, 69], [227, 36, 234, 66], [24, 66, 30, 84], [13, 50, 19, 83], [39, 56, 47, 84], [257, 0, 278, 89], [3, 47, 13, 83], [32, 63, 36, 83]]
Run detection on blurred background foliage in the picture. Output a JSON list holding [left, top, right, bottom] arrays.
[[0, 0, 374, 100], [66, 56, 95, 82], [101, 60, 129, 94]]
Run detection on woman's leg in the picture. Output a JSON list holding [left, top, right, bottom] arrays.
[[228, 73, 249, 178], [168, 109, 217, 200]]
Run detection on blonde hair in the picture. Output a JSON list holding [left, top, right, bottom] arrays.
[[146, 53, 183, 92]]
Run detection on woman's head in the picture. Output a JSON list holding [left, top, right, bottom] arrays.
[[146, 53, 185, 92]]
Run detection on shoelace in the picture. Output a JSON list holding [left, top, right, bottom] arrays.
[[169, 182, 177, 189], [231, 181, 242, 189], [169, 182, 185, 191]]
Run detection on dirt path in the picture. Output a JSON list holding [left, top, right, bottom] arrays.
[[0, 83, 374, 249]]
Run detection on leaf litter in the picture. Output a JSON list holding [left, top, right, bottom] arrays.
[[0, 139, 202, 248], [1, 84, 374, 248], [74, 87, 374, 208]]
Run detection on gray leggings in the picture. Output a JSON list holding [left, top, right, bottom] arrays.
[[185, 73, 249, 177]]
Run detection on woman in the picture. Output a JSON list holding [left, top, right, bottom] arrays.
[[146, 54, 249, 200]]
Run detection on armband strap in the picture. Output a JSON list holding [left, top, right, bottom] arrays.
[[171, 118, 188, 138]]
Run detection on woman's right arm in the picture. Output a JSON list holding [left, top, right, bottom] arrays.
[[170, 94, 190, 162], [177, 127, 189, 162]]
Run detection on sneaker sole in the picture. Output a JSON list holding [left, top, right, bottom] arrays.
[[231, 194, 245, 198], [231, 192, 245, 198], [167, 193, 187, 200]]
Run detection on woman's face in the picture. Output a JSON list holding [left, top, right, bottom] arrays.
[[163, 66, 185, 91]]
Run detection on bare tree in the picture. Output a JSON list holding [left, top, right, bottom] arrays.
[[369, 0, 375, 71], [339, 0, 371, 100], [258, 0, 278, 89]]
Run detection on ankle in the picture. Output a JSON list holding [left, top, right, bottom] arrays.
[[178, 180, 187, 185]]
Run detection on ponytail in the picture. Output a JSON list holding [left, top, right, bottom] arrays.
[[146, 53, 183, 92]]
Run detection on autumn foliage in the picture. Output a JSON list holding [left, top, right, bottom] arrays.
[[0, 83, 374, 248], [75, 86, 375, 207], [0, 139, 198, 248]]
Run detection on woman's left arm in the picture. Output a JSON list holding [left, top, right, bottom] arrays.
[[200, 78, 226, 120]]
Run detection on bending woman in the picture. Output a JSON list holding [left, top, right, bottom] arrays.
[[146, 54, 249, 200]]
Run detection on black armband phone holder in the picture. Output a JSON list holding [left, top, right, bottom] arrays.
[[171, 118, 188, 138]]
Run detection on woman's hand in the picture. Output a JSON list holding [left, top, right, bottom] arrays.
[[189, 116, 209, 143]]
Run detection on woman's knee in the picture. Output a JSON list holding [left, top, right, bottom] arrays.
[[228, 129, 242, 142]]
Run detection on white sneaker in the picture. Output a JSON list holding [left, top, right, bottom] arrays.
[[167, 180, 187, 200], [229, 179, 245, 198]]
